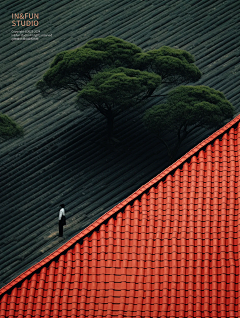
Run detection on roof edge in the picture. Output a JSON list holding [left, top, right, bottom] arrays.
[[1, 114, 239, 296]]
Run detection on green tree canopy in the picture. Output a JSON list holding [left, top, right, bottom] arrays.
[[36, 36, 202, 139], [83, 36, 142, 68], [0, 113, 23, 140], [144, 85, 234, 161], [134, 46, 201, 85], [37, 36, 142, 96], [77, 67, 162, 111]]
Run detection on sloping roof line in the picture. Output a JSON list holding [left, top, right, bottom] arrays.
[[1, 113, 240, 297]]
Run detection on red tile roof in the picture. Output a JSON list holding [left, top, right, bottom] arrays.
[[1, 114, 240, 317]]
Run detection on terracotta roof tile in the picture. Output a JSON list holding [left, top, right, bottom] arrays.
[[1, 114, 240, 317]]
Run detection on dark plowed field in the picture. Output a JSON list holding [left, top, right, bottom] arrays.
[[1, 0, 239, 288]]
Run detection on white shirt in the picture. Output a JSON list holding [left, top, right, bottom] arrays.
[[59, 208, 65, 220]]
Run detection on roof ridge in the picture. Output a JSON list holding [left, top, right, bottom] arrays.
[[1, 113, 240, 296]]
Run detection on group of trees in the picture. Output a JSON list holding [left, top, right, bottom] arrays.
[[37, 36, 234, 160]]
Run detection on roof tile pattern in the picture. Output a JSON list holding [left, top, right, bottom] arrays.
[[1, 115, 240, 317]]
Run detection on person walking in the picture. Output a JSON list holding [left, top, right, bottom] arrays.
[[59, 204, 66, 237]]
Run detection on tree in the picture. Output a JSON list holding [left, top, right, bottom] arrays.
[[0, 113, 23, 140], [37, 36, 201, 139], [143, 85, 234, 161], [77, 67, 162, 138]]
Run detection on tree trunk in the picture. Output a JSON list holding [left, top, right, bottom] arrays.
[[157, 137, 175, 163], [106, 110, 114, 141]]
